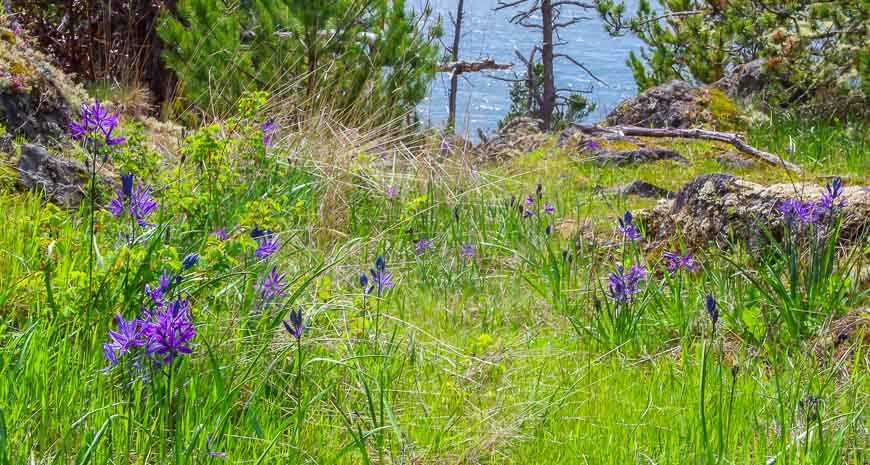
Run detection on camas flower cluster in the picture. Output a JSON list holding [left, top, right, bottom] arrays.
[[103, 256, 199, 369], [608, 264, 647, 303], [519, 185, 556, 218], [69, 99, 125, 147], [617, 211, 642, 241], [359, 256, 395, 298], [777, 177, 846, 227], [662, 251, 698, 273], [106, 173, 158, 227], [251, 225, 279, 259]]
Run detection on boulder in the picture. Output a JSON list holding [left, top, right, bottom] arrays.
[[716, 151, 760, 170], [714, 58, 774, 100], [641, 174, 870, 249], [1, 20, 87, 143], [16, 144, 112, 208], [590, 147, 688, 166], [607, 180, 675, 199], [475, 116, 552, 161], [606, 80, 740, 130]]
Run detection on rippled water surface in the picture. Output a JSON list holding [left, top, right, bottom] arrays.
[[414, 0, 645, 137]]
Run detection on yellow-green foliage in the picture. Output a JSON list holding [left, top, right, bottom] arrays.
[[704, 87, 741, 130]]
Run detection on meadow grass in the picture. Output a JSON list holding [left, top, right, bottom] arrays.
[[0, 108, 867, 465]]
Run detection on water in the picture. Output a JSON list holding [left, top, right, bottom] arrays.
[[414, 0, 646, 137]]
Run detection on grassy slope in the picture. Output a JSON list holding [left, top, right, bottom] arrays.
[[0, 113, 867, 465]]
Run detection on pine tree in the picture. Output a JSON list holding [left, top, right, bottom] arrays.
[[158, 0, 441, 119], [598, 0, 870, 116]]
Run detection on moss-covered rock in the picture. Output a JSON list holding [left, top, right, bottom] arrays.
[[606, 80, 742, 131], [0, 17, 88, 144]]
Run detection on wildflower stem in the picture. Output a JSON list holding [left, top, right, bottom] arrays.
[[295, 336, 303, 392], [699, 337, 709, 460], [87, 143, 97, 319]]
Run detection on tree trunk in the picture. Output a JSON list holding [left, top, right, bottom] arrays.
[[540, 0, 556, 131], [447, 0, 464, 132]]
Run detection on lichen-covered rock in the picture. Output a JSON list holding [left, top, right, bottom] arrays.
[[606, 80, 740, 130], [641, 174, 870, 249], [475, 117, 552, 161], [716, 151, 760, 170], [590, 147, 688, 166], [0, 18, 87, 143], [16, 144, 111, 208], [607, 180, 675, 199], [714, 58, 782, 100]]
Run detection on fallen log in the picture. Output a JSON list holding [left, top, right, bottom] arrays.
[[570, 123, 803, 174], [439, 59, 513, 76]]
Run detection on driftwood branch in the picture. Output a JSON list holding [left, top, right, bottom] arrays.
[[570, 123, 803, 174], [439, 59, 513, 75]]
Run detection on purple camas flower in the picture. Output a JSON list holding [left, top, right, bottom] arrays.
[[181, 253, 199, 271], [362, 256, 394, 297], [104, 270, 197, 369], [104, 314, 147, 367], [544, 202, 555, 214], [254, 234, 279, 259], [584, 140, 600, 151], [120, 173, 134, 198], [705, 293, 719, 332], [108, 173, 159, 227], [107, 190, 125, 217], [415, 237, 434, 256], [525, 195, 535, 207], [608, 264, 646, 302], [145, 269, 173, 308], [144, 299, 196, 365], [251, 227, 279, 258], [617, 211, 642, 241], [211, 228, 229, 241], [69, 98, 125, 146], [256, 266, 288, 306], [460, 240, 474, 259], [159, 269, 174, 292], [777, 199, 818, 226], [282, 308, 305, 340], [386, 186, 399, 198], [818, 177, 845, 211], [440, 138, 450, 155], [370, 269, 394, 296], [261, 120, 278, 146], [662, 251, 698, 273], [130, 182, 158, 227]]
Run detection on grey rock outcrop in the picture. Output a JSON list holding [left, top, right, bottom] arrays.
[[714, 58, 782, 100], [608, 180, 675, 199], [716, 151, 760, 170], [591, 147, 688, 166], [606, 80, 740, 130], [16, 144, 111, 208], [641, 174, 870, 248]]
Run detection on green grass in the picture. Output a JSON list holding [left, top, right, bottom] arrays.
[[0, 112, 867, 465]]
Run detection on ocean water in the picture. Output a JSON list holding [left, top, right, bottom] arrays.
[[414, 0, 646, 137]]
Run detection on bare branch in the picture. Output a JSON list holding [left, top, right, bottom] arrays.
[[553, 53, 608, 86], [570, 123, 803, 173], [439, 59, 513, 75]]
